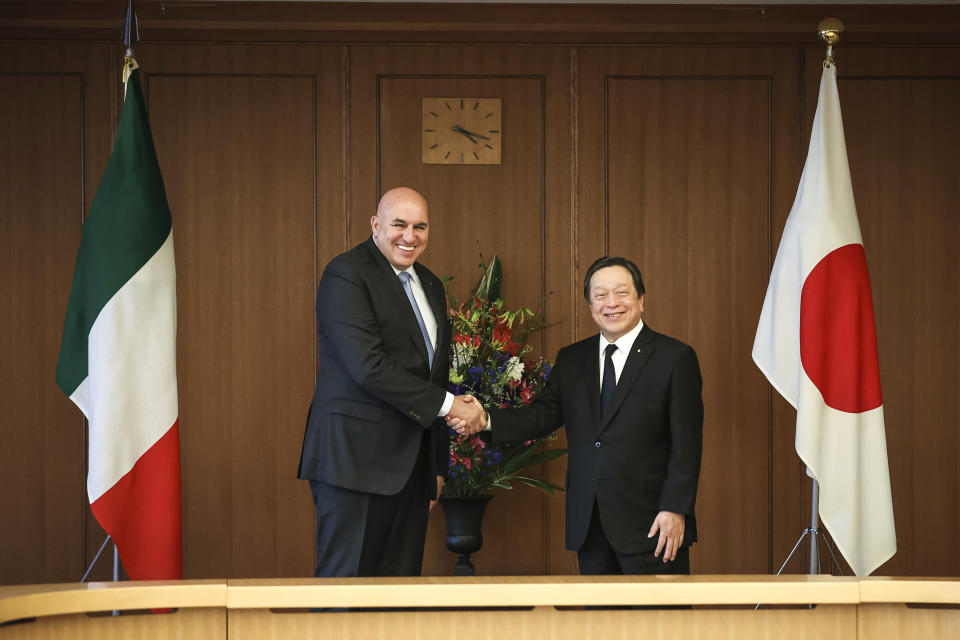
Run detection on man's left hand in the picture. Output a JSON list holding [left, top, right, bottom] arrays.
[[429, 476, 444, 511], [648, 510, 685, 562]]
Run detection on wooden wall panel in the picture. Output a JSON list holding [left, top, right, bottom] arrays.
[[350, 45, 574, 577], [134, 43, 346, 580], [0, 44, 116, 585], [147, 73, 316, 578], [579, 48, 802, 575], [607, 75, 772, 574], [0, 73, 85, 584]]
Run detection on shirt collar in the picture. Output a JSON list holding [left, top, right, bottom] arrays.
[[599, 319, 644, 356]]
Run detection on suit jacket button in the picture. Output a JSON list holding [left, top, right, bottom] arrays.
[[594, 441, 602, 448]]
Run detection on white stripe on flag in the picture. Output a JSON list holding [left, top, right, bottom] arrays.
[[82, 231, 178, 502]]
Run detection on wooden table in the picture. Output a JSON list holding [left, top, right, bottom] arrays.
[[1, 575, 956, 639]]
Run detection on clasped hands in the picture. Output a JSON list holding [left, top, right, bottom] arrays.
[[445, 394, 487, 436]]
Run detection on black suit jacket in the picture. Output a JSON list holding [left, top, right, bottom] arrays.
[[490, 324, 703, 554], [298, 237, 451, 496]]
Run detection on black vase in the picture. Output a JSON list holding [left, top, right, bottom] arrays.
[[438, 495, 493, 576]]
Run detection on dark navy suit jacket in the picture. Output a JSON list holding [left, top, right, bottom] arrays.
[[491, 324, 703, 554], [298, 237, 451, 496]]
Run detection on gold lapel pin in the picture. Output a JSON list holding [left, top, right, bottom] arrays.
[[637, 348, 643, 353]]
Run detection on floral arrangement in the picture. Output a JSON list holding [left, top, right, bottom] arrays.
[[443, 255, 567, 497]]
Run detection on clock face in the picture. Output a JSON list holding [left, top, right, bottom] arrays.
[[421, 97, 502, 165]]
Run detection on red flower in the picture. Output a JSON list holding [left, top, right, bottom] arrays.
[[505, 341, 521, 356], [520, 382, 534, 404], [493, 322, 512, 344]]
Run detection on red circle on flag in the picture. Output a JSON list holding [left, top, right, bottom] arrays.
[[800, 243, 883, 413]]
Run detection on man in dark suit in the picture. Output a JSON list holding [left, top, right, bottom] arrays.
[[452, 256, 702, 575], [298, 187, 485, 577]]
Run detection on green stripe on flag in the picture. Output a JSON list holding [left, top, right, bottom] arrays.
[[57, 70, 172, 396]]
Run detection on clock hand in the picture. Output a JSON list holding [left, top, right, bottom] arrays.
[[451, 125, 479, 144], [459, 127, 491, 142]]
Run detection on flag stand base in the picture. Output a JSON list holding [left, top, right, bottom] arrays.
[[81, 534, 121, 615], [777, 478, 844, 576], [757, 478, 843, 610]]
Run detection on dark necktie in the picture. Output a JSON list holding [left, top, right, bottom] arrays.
[[398, 271, 435, 366], [600, 343, 617, 420]]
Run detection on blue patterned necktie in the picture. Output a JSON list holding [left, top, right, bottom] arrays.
[[398, 271, 435, 366], [600, 343, 617, 420]]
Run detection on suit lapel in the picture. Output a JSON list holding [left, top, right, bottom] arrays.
[[597, 324, 656, 434], [363, 238, 432, 372]]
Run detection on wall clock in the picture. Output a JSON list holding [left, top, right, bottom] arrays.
[[421, 97, 502, 165]]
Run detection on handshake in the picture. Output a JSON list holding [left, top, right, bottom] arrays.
[[445, 394, 488, 436]]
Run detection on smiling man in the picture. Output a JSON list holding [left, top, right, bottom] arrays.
[[298, 187, 485, 577], [452, 256, 703, 575]]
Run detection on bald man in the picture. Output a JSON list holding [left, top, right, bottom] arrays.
[[298, 188, 484, 577]]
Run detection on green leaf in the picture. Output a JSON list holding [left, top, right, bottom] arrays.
[[501, 443, 540, 475], [511, 476, 565, 494], [502, 444, 567, 476], [475, 255, 503, 302], [517, 447, 568, 468]]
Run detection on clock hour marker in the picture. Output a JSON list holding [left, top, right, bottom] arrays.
[[429, 144, 439, 149], [485, 113, 494, 118], [430, 112, 439, 118], [445, 101, 451, 110], [460, 99, 464, 109], [424, 129, 435, 132], [485, 144, 493, 150], [473, 102, 479, 110], [460, 152, 464, 163], [444, 152, 450, 159], [489, 130, 499, 133], [473, 151, 480, 160]]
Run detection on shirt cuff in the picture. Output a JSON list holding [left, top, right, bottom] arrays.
[[438, 392, 454, 417], [484, 413, 492, 431]]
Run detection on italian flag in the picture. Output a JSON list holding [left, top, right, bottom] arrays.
[[56, 65, 182, 580], [753, 64, 896, 576]]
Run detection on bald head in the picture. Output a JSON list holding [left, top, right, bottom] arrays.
[[376, 187, 427, 219], [371, 187, 430, 269]]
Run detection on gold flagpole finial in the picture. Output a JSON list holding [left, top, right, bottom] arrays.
[[818, 18, 845, 68]]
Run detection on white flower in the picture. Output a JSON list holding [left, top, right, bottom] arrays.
[[505, 356, 524, 382], [453, 343, 473, 369]]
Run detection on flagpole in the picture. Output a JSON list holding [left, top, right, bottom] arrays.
[[805, 18, 844, 579], [105, 3, 139, 597], [809, 478, 820, 574], [767, 19, 847, 586]]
